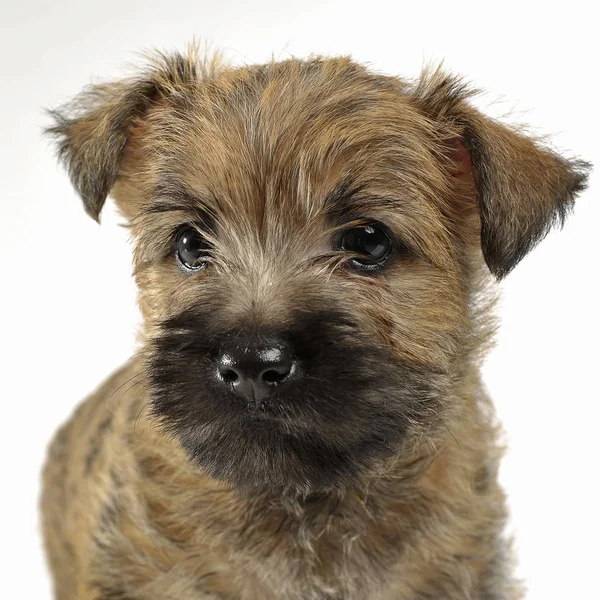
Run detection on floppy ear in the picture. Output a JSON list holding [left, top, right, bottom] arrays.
[[45, 50, 202, 222], [412, 68, 591, 279]]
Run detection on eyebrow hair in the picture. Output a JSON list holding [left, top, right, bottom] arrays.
[[146, 180, 216, 224], [322, 176, 364, 215], [322, 176, 400, 223]]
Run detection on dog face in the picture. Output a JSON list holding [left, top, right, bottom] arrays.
[[48, 49, 588, 492]]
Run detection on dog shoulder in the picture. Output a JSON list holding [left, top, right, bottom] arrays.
[[41, 359, 144, 597]]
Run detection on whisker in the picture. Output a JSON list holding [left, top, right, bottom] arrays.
[[108, 372, 146, 401], [132, 386, 152, 437]]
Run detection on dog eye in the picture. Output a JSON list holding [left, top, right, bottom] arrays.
[[340, 223, 393, 269], [175, 226, 211, 270]]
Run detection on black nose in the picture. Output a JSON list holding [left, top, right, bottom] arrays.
[[215, 342, 297, 402]]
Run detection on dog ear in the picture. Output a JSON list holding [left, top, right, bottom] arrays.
[[46, 50, 202, 222], [412, 68, 591, 279]]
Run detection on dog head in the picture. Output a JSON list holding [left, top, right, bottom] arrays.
[[48, 48, 589, 492]]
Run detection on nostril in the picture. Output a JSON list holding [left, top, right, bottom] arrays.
[[261, 360, 295, 384], [219, 368, 239, 384], [262, 369, 288, 384]]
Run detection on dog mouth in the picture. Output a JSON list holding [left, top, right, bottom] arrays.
[[234, 393, 324, 433], [243, 398, 288, 421]]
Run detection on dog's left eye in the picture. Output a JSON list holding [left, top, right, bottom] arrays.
[[340, 223, 393, 269], [175, 226, 211, 270]]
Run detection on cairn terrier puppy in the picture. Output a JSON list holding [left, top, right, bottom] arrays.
[[42, 47, 589, 600]]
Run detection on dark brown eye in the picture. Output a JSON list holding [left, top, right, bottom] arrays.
[[175, 226, 211, 270], [340, 223, 393, 269]]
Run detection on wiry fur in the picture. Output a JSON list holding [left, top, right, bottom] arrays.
[[42, 46, 589, 600]]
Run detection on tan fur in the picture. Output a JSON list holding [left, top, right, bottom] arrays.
[[42, 46, 589, 600]]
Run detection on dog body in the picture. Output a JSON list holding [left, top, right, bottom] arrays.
[[42, 49, 589, 600]]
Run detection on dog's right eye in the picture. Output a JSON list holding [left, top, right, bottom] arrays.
[[175, 226, 211, 271]]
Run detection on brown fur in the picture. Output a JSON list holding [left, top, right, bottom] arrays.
[[42, 45, 589, 600]]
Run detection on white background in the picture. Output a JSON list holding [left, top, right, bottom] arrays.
[[1, 1, 598, 598]]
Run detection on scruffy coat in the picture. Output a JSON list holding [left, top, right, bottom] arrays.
[[42, 47, 589, 600]]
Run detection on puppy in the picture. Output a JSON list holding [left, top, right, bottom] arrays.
[[41, 47, 590, 600]]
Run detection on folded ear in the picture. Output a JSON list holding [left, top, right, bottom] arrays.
[[412, 68, 591, 278], [46, 49, 203, 221]]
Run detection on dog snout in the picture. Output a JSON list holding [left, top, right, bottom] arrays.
[[214, 340, 297, 402]]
